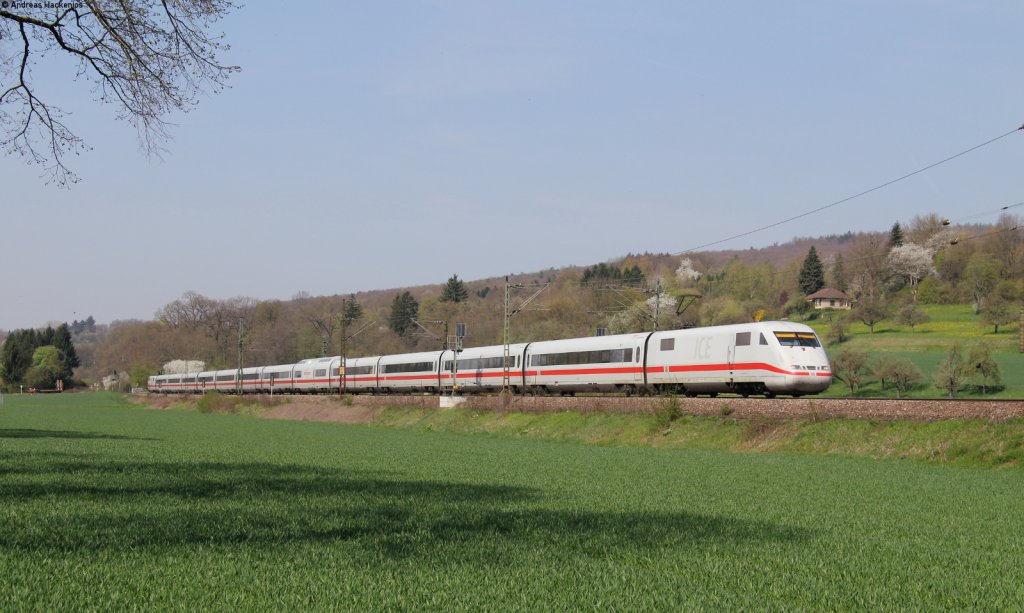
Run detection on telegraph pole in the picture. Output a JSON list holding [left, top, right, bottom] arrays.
[[338, 313, 376, 398], [502, 276, 550, 392], [236, 316, 244, 395]]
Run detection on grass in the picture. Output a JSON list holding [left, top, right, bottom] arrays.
[[2, 393, 1024, 609], [374, 404, 1024, 468], [805, 303, 1023, 398]]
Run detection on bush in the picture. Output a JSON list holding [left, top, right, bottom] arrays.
[[934, 346, 968, 398], [654, 395, 682, 431], [23, 366, 56, 391], [197, 392, 240, 414], [832, 348, 870, 395], [826, 316, 848, 345], [875, 356, 923, 398], [782, 295, 812, 320]]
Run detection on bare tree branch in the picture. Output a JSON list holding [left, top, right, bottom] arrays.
[[0, 0, 239, 186]]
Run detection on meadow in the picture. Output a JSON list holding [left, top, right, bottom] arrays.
[[2, 393, 1023, 610], [806, 304, 1023, 398]]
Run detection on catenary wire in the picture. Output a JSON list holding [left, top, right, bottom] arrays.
[[677, 123, 1024, 254]]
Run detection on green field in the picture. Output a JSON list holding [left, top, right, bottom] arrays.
[[2, 393, 1023, 610], [805, 304, 1023, 398]]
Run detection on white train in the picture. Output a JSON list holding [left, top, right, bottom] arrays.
[[149, 321, 832, 398]]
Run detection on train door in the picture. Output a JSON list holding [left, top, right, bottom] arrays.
[[526, 352, 539, 388]]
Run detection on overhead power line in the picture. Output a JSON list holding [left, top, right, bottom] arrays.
[[948, 199, 1024, 225], [678, 123, 1024, 254]]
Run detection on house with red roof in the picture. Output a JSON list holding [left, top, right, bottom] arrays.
[[806, 288, 853, 310]]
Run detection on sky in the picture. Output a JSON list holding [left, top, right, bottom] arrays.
[[2, 1, 1023, 330]]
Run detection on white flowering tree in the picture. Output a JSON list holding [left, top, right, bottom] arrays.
[[887, 243, 935, 300], [162, 360, 206, 375], [675, 258, 702, 282]]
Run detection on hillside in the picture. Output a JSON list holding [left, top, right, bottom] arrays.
[[3, 213, 1019, 399]]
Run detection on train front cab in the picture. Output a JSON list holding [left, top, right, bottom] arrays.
[[765, 324, 831, 396], [646, 322, 831, 397]]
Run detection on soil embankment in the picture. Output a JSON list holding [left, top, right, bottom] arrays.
[[138, 393, 1024, 424]]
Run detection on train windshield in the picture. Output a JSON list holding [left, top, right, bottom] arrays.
[[774, 332, 821, 347]]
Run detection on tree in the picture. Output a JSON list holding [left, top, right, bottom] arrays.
[[1, 2, 240, 185], [875, 357, 922, 398], [887, 243, 934, 299], [889, 222, 904, 247], [960, 254, 1001, 314], [933, 345, 968, 398], [27, 345, 62, 389], [980, 294, 1014, 334], [0, 329, 37, 386], [388, 292, 419, 337], [847, 236, 889, 299], [622, 265, 646, 286], [967, 343, 1002, 394], [52, 323, 80, 378], [299, 296, 342, 357], [853, 294, 889, 334], [343, 294, 363, 325], [906, 213, 948, 246], [798, 246, 825, 295], [826, 316, 848, 345], [832, 348, 870, 395], [830, 253, 848, 293], [895, 303, 930, 332], [440, 274, 469, 303], [675, 257, 702, 283], [580, 263, 621, 285]]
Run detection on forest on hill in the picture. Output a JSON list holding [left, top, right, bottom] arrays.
[[0, 212, 1020, 391]]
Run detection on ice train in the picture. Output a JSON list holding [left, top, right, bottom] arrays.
[[149, 321, 832, 398]]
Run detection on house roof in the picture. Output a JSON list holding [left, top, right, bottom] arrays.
[[806, 288, 851, 300]]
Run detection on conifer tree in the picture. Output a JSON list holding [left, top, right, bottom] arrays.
[[889, 222, 904, 247], [798, 246, 825, 295], [52, 323, 80, 379], [440, 274, 469, 303], [621, 265, 646, 287], [342, 294, 363, 325], [388, 292, 419, 336]]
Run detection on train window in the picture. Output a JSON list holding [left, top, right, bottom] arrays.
[[531, 348, 633, 367], [242, 373, 259, 381], [660, 338, 675, 351], [760, 333, 768, 345], [315, 369, 327, 377], [216, 374, 235, 382], [735, 332, 751, 346], [382, 361, 433, 373], [774, 332, 821, 347], [636, 347, 640, 363]]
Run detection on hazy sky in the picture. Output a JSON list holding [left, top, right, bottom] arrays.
[[2, 1, 1022, 330]]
